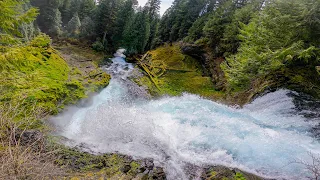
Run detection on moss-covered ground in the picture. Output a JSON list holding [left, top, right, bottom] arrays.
[[0, 35, 112, 178], [134, 44, 225, 100], [0, 35, 110, 115]]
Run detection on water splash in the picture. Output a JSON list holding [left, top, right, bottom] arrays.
[[51, 55, 320, 179]]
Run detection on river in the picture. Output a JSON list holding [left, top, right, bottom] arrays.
[[51, 51, 320, 179]]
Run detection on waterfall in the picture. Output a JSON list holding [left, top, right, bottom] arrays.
[[51, 53, 320, 180]]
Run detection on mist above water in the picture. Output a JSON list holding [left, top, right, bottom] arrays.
[[51, 54, 320, 179]]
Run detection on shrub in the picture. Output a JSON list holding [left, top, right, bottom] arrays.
[[30, 34, 51, 48], [92, 41, 104, 52]]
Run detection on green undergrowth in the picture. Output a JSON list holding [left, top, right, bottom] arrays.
[[54, 41, 111, 93], [54, 146, 154, 179], [55, 147, 137, 174], [135, 44, 224, 100], [204, 167, 261, 180], [0, 34, 110, 116], [225, 62, 320, 105]]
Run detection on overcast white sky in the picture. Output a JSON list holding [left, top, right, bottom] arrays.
[[138, 0, 174, 15]]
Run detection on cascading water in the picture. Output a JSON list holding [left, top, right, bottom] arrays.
[[51, 50, 320, 179]]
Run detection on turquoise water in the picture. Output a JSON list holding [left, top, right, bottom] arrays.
[[52, 57, 320, 179]]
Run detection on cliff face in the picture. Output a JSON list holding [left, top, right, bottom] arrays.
[[181, 44, 226, 91], [181, 43, 320, 105], [133, 44, 225, 101]]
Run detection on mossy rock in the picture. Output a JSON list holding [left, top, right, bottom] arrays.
[[0, 42, 86, 114], [135, 44, 225, 100], [54, 147, 166, 179], [201, 166, 263, 180]]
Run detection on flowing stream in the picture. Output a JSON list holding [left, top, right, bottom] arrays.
[[51, 52, 320, 179]]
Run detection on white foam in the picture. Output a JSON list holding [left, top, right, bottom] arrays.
[[51, 57, 320, 179]]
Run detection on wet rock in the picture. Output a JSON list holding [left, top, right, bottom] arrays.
[[151, 167, 166, 180], [200, 165, 265, 180], [181, 44, 226, 91], [181, 44, 210, 77], [15, 130, 44, 148], [201, 166, 235, 180], [121, 164, 132, 173]]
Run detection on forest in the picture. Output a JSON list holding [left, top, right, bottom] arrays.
[[1, 0, 320, 179], [2, 0, 320, 98]]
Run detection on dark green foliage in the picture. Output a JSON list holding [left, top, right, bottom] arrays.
[[95, 0, 118, 51], [67, 13, 81, 36], [92, 40, 104, 52], [78, 0, 96, 20], [60, 0, 72, 25], [80, 16, 95, 39], [31, 0, 63, 37], [112, 0, 136, 47], [184, 14, 210, 43], [158, 0, 217, 42], [144, 0, 161, 50], [222, 0, 320, 92], [122, 8, 150, 54]]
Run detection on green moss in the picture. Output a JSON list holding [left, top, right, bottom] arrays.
[[209, 171, 217, 178], [30, 34, 51, 48], [55, 147, 143, 178], [135, 44, 224, 100], [235, 172, 246, 180], [0, 37, 99, 116]]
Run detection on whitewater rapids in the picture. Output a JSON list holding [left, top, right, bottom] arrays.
[[51, 54, 320, 179]]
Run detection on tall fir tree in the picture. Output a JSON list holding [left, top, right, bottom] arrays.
[[122, 7, 150, 54], [144, 0, 161, 50], [79, 0, 96, 20], [112, 0, 136, 47], [60, 0, 72, 26], [31, 0, 63, 37], [95, 0, 118, 51], [67, 13, 81, 36]]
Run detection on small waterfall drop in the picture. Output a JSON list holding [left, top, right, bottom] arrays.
[[51, 52, 320, 179]]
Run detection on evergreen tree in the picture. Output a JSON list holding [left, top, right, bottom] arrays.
[[122, 8, 150, 54], [95, 0, 118, 51], [0, 0, 38, 45], [79, 0, 96, 20], [31, 0, 63, 37], [157, 0, 211, 43], [112, 0, 136, 47], [80, 16, 95, 39], [222, 0, 320, 91], [67, 13, 81, 36], [70, 0, 81, 15], [60, 0, 72, 25], [145, 0, 161, 50]]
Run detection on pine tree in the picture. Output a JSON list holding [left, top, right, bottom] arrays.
[[112, 0, 136, 47], [95, 0, 118, 51], [31, 0, 63, 37], [79, 0, 96, 20], [80, 16, 95, 39], [60, 0, 72, 25], [67, 13, 81, 36], [122, 7, 150, 54], [157, 0, 211, 43], [222, 0, 319, 91], [144, 0, 161, 50]]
